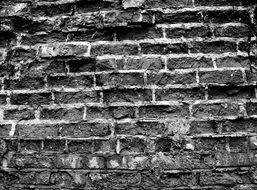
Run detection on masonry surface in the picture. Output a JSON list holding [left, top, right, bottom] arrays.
[[0, 0, 257, 189]]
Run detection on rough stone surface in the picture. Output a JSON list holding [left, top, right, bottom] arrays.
[[0, 0, 257, 189]]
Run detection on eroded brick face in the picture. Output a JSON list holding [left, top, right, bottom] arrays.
[[0, 0, 257, 189]]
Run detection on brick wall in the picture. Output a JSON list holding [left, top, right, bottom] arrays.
[[0, 0, 257, 189]]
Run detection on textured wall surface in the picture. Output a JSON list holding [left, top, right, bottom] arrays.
[[0, 0, 257, 189]]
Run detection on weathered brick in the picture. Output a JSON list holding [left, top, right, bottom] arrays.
[[138, 104, 190, 119], [203, 10, 251, 23], [116, 121, 167, 136], [93, 139, 116, 154], [68, 140, 93, 154], [5, 77, 45, 90], [221, 119, 257, 133], [195, 0, 256, 6], [0, 31, 16, 48], [116, 27, 163, 40], [147, 72, 197, 85], [68, 58, 96, 73], [214, 25, 252, 38], [194, 137, 227, 152], [0, 124, 13, 137], [156, 11, 202, 24], [192, 103, 242, 117], [125, 57, 165, 70], [189, 120, 219, 135], [167, 56, 213, 70], [166, 26, 212, 38], [95, 58, 124, 71], [67, 29, 114, 42], [18, 124, 58, 138], [229, 137, 248, 152], [4, 109, 35, 120], [20, 140, 42, 153], [156, 87, 205, 101], [54, 91, 100, 104], [91, 43, 139, 56], [140, 43, 188, 54], [31, 3, 72, 16], [87, 106, 136, 119], [10, 93, 52, 105], [246, 102, 257, 115], [96, 73, 144, 87], [119, 138, 147, 154], [199, 70, 244, 84], [103, 89, 152, 103], [40, 107, 84, 121], [208, 85, 255, 99], [0, 94, 7, 105], [48, 75, 94, 88], [59, 122, 111, 137], [38, 43, 89, 58], [160, 172, 197, 187], [191, 41, 237, 53], [145, 0, 193, 8], [216, 56, 253, 68], [43, 140, 65, 152]]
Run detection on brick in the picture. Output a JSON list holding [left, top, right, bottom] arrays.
[[200, 171, 249, 185], [140, 43, 188, 54], [156, 11, 202, 24], [96, 73, 144, 87], [194, 137, 227, 152], [221, 119, 257, 133], [68, 58, 96, 73], [40, 107, 84, 121], [0, 124, 13, 137], [192, 103, 242, 117], [216, 56, 253, 68], [21, 32, 67, 46], [10, 93, 52, 105], [20, 140, 42, 153], [116, 121, 167, 136], [68, 140, 93, 154], [190, 41, 237, 53], [229, 137, 248, 152], [119, 138, 147, 154], [147, 72, 197, 85], [93, 139, 116, 154], [59, 122, 111, 138], [0, 31, 16, 48], [214, 25, 252, 38], [5, 77, 45, 90], [189, 120, 219, 135], [91, 43, 139, 56], [156, 87, 205, 101], [107, 155, 127, 169], [43, 140, 66, 152], [168, 56, 213, 70], [67, 29, 114, 42], [38, 43, 89, 58], [87, 106, 136, 119], [166, 26, 212, 38], [122, 0, 145, 9], [31, 4, 72, 17], [246, 102, 257, 115], [18, 124, 58, 138], [138, 104, 190, 119], [4, 109, 35, 120], [203, 10, 251, 23], [48, 75, 94, 88], [160, 172, 197, 187], [116, 27, 163, 40], [103, 89, 152, 103], [150, 153, 204, 170], [208, 85, 255, 99], [199, 70, 244, 84], [195, 0, 256, 6], [125, 57, 165, 70], [88, 172, 140, 189], [95, 58, 124, 71], [216, 152, 257, 167], [0, 94, 7, 105], [145, 0, 192, 8], [155, 137, 182, 152], [54, 91, 100, 104], [246, 70, 257, 83]]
